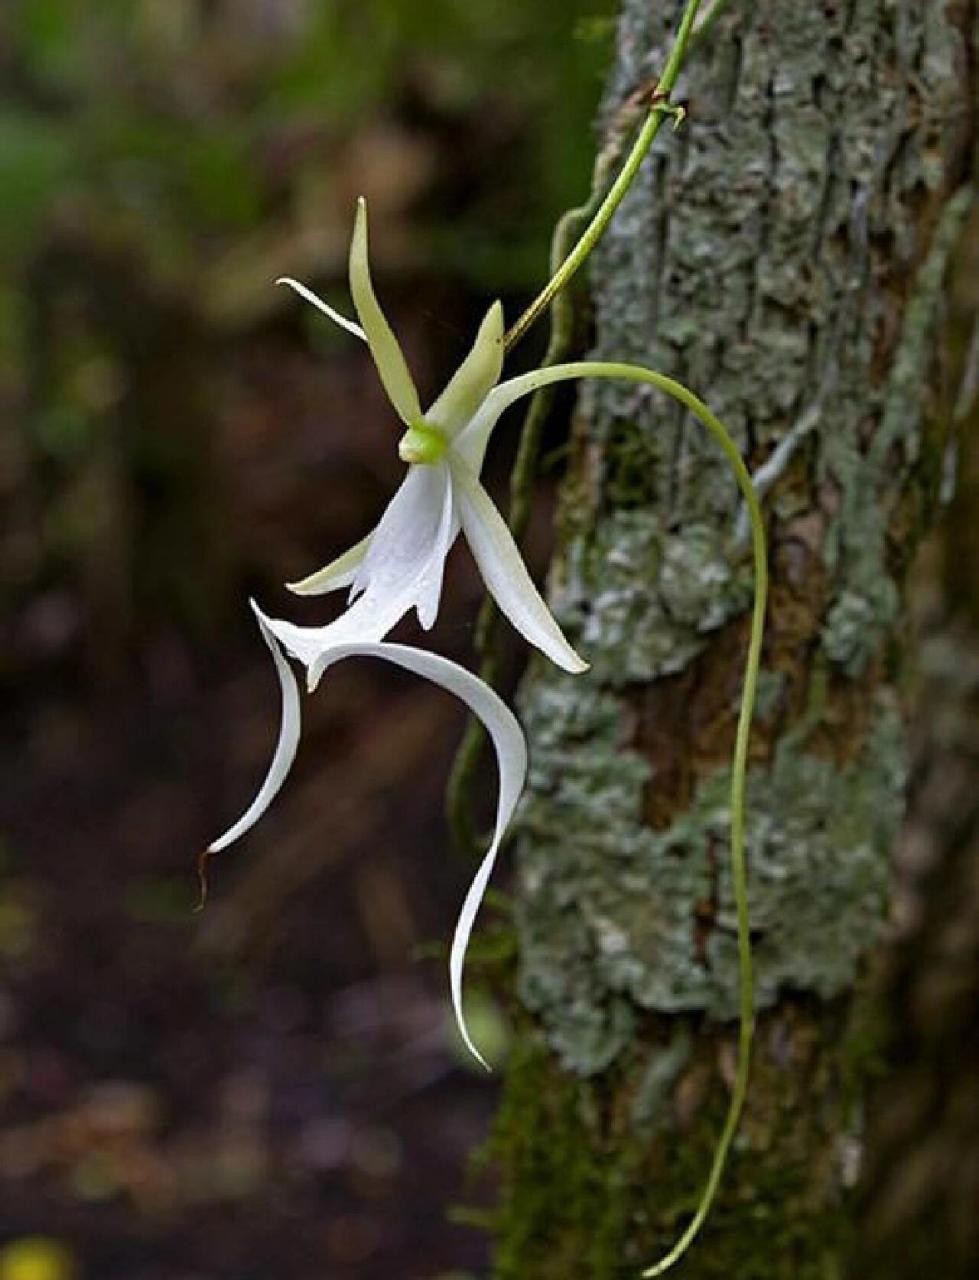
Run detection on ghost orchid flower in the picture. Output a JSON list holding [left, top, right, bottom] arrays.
[[208, 603, 526, 1070], [278, 197, 588, 677], [206, 198, 587, 1068]]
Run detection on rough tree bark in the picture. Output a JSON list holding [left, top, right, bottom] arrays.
[[487, 3, 974, 1276]]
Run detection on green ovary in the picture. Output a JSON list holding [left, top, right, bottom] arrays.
[[399, 419, 447, 465]]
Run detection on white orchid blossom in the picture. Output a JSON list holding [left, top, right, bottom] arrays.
[[207, 199, 601, 1067], [279, 197, 588, 677]]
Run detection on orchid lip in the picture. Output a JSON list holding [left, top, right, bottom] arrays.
[[399, 419, 447, 465]]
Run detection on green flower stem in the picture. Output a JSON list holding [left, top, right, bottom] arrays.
[[502, 0, 704, 353], [479, 360, 767, 1277]]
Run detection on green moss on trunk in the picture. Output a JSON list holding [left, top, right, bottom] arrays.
[[492, 1002, 869, 1280]]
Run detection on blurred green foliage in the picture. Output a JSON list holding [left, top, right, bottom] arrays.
[[1, 0, 617, 308]]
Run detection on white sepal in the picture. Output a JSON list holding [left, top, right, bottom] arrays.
[[415, 467, 457, 629], [348, 197, 422, 425], [449, 457, 588, 674]]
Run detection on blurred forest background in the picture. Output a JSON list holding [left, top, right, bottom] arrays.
[[2, 2, 978, 1280], [0, 1, 618, 1277]]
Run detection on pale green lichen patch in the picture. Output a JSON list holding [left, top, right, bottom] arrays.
[[516, 670, 904, 1073], [556, 510, 752, 685]]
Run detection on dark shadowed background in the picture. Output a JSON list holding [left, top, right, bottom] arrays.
[[3, 3, 979, 1280], [0, 2, 616, 1276]]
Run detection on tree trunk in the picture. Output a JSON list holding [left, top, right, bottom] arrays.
[[488, 3, 973, 1276]]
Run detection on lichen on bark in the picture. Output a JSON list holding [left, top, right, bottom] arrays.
[[512, 0, 968, 1075], [491, 0, 973, 1273]]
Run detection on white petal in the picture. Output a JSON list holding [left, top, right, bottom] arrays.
[[355, 466, 446, 593], [287, 533, 373, 597], [276, 277, 366, 342], [262, 472, 455, 678], [351, 462, 458, 631], [348, 197, 422, 425], [208, 602, 301, 854], [268, 467, 459, 688], [415, 472, 457, 629], [311, 640, 528, 1070], [449, 457, 588, 674], [426, 301, 504, 438]]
